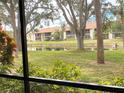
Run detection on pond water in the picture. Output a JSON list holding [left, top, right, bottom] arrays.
[[28, 47, 70, 51], [27, 46, 115, 51]]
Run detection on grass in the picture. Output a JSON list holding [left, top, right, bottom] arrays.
[[15, 49, 124, 83], [28, 39, 122, 44], [28, 39, 123, 49]]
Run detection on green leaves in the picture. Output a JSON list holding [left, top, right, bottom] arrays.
[[99, 77, 124, 86], [52, 60, 81, 81], [17, 60, 81, 93], [0, 31, 16, 65]]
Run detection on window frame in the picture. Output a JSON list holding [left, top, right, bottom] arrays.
[[0, 0, 124, 93]]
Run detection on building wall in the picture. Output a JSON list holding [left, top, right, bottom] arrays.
[[27, 32, 35, 41], [90, 29, 95, 39]]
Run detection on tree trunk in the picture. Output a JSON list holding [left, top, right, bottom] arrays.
[[121, 15, 124, 48], [3, 1, 22, 51], [94, 0, 104, 64], [121, 22, 124, 48], [11, 10, 22, 51], [120, 2, 124, 48], [16, 11, 22, 51], [16, 28, 22, 51], [75, 30, 84, 50]]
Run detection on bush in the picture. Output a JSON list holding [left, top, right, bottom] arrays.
[[80, 77, 124, 93], [88, 77, 124, 93], [0, 31, 16, 65], [1, 60, 81, 93], [0, 78, 23, 93], [52, 32, 61, 41], [99, 77, 124, 86], [26, 60, 81, 93]]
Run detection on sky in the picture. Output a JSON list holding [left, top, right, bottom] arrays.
[[109, 0, 116, 5]]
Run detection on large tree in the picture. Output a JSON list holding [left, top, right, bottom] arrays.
[[116, 0, 124, 48], [94, 0, 104, 64], [0, 0, 53, 50], [0, 0, 21, 49], [56, 0, 94, 50], [110, 0, 124, 48]]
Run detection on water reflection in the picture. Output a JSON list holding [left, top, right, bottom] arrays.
[[28, 47, 69, 51], [28, 47, 115, 51]]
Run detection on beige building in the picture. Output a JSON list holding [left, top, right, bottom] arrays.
[[27, 22, 121, 41]]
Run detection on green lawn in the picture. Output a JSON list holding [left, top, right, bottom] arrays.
[[15, 49, 124, 83], [28, 39, 122, 44], [28, 39, 123, 49]]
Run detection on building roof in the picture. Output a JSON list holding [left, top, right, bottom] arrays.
[[37, 22, 96, 34], [37, 26, 60, 33], [86, 22, 96, 29]]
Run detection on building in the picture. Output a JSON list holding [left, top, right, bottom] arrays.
[[27, 22, 96, 41], [27, 22, 121, 41]]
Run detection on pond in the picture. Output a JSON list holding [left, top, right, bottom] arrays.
[[28, 47, 69, 51], [27, 45, 116, 51]]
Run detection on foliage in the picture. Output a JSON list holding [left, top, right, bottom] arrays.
[[111, 22, 121, 32], [0, 60, 81, 93], [0, 78, 23, 93], [103, 21, 121, 33], [52, 31, 61, 40], [0, 0, 53, 34], [56, 0, 94, 49], [29, 61, 81, 93], [99, 77, 124, 86], [0, 65, 14, 73], [0, 31, 16, 65], [93, 77, 124, 93], [28, 60, 81, 93], [102, 19, 112, 33], [82, 77, 124, 93]]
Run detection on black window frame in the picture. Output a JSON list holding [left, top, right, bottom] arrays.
[[0, 0, 124, 93]]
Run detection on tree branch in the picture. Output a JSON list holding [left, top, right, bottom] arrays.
[[56, 0, 73, 26], [67, 0, 77, 27]]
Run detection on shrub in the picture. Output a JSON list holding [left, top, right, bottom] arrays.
[[27, 60, 81, 93], [90, 77, 124, 93], [99, 77, 124, 86], [2, 60, 81, 93], [0, 78, 23, 93], [52, 32, 61, 40], [81, 77, 124, 93], [0, 31, 16, 65]]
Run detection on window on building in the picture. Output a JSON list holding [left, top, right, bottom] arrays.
[[35, 33, 41, 41]]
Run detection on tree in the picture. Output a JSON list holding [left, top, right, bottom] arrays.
[[0, 0, 53, 50], [0, 0, 20, 50], [0, 4, 10, 26], [25, 0, 54, 34], [110, 0, 124, 47], [56, 0, 94, 50], [116, 0, 124, 48], [101, 1, 113, 32], [94, 0, 104, 64]]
